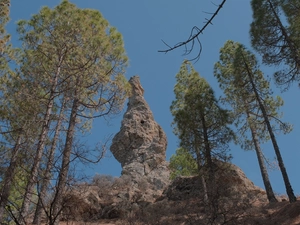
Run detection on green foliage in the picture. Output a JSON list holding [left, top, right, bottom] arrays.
[[214, 40, 292, 150], [171, 61, 234, 173], [169, 147, 198, 180], [0, 0, 10, 53], [0, 168, 28, 224], [16, 2, 131, 222], [216, 40, 296, 203], [282, 0, 300, 38], [0, 0, 16, 82], [17, 0, 130, 115], [0, 1, 131, 223], [250, 0, 300, 88]]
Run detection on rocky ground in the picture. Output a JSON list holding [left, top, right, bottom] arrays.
[[50, 76, 300, 225], [55, 169, 300, 225], [57, 199, 300, 225]]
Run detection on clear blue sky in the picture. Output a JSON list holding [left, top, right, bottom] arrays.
[[8, 0, 300, 195]]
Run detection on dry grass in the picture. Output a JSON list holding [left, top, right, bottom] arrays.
[[44, 170, 300, 225], [56, 199, 300, 225]]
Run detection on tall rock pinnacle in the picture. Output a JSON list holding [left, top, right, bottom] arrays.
[[110, 76, 169, 196]]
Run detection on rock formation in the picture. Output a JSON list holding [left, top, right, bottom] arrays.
[[55, 78, 300, 224], [110, 76, 170, 201], [65, 160, 271, 222], [163, 161, 268, 203]]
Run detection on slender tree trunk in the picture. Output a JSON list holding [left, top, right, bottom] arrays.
[[200, 114, 219, 220], [19, 96, 54, 222], [193, 125, 208, 203], [244, 59, 297, 203], [201, 114, 214, 184], [200, 174, 208, 202], [19, 65, 61, 222], [50, 99, 79, 225], [32, 99, 66, 225], [238, 73, 276, 203], [247, 112, 278, 203], [0, 134, 22, 221], [195, 150, 208, 202], [262, 109, 297, 202]]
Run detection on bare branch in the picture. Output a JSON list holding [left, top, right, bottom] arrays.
[[158, 0, 227, 61]]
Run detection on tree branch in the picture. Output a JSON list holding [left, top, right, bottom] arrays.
[[158, 0, 227, 61]]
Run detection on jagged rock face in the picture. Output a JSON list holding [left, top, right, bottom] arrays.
[[110, 76, 170, 197]]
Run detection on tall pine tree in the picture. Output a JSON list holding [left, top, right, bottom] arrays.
[[15, 1, 130, 223], [171, 61, 234, 198], [214, 40, 296, 203]]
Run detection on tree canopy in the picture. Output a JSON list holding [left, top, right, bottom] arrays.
[[171, 61, 234, 181], [250, 0, 300, 89], [0, 1, 131, 223], [214, 40, 295, 203]]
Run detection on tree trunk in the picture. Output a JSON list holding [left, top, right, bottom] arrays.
[[195, 150, 208, 202], [50, 99, 79, 225], [201, 174, 208, 203], [201, 114, 214, 185], [201, 113, 219, 220], [263, 109, 297, 202], [193, 125, 209, 203], [19, 97, 54, 222], [32, 99, 66, 225], [247, 112, 278, 203], [244, 56, 296, 203], [19, 64, 61, 222], [0, 134, 22, 221]]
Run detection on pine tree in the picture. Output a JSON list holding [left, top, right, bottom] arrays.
[[171, 61, 234, 198], [250, 0, 300, 88], [214, 40, 296, 203], [32, 98, 66, 225], [16, 1, 130, 224], [169, 147, 198, 180], [0, 72, 44, 222]]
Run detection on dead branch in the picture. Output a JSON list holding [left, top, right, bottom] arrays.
[[158, 0, 227, 61]]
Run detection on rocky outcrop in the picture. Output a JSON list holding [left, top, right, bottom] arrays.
[[66, 161, 268, 222], [163, 161, 268, 204], [57, 76, 300, 224], [110, 76, 170, 201]]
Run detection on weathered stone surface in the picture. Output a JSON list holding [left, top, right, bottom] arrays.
[[64, 160, 269, 221], [110, 76, 170, 200], [163, 161, 267, 203]]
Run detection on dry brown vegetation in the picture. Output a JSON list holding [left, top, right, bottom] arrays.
[[37, 166, 300, 225], [57, 194, 300, 225]]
